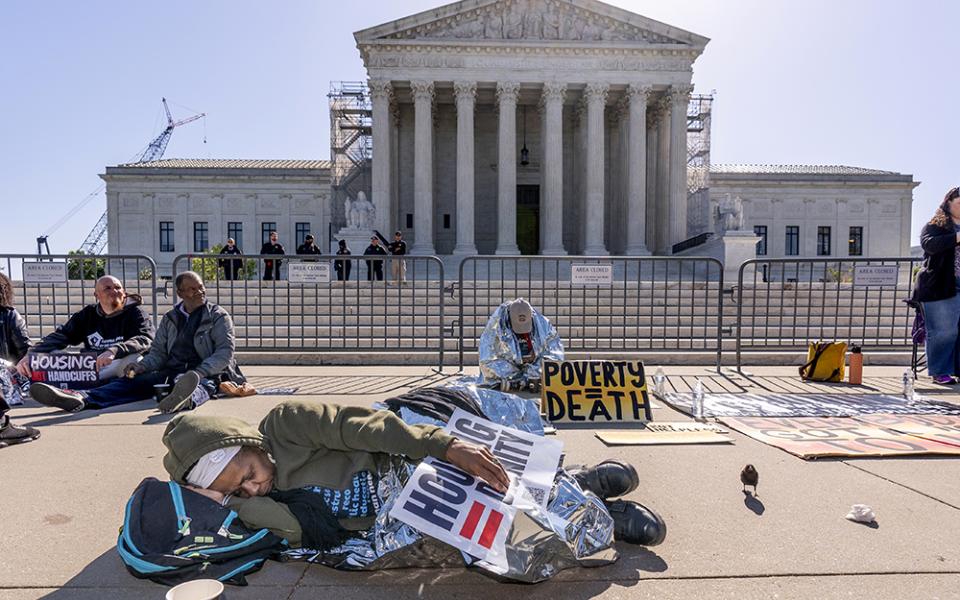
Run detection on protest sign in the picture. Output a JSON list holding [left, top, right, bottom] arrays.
[[853, 415, 960, 449], [662, 392, 960, 418], [23, 262, 67, 283], [596, 422, 733, 446], [720, 416, 960, 459], [390, 409, 563, 571], [541, 359, 652, 423], [28, 352, 99, 389], [288, 262, 331, 283]]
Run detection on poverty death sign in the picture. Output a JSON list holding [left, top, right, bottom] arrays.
[[390, 409, 563, 573], [542, 359, 653, 423], [28, 352, 99, 389]]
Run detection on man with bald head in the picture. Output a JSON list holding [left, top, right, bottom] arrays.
[[31, 271, 244, 414], [17, 275, 154, 382]]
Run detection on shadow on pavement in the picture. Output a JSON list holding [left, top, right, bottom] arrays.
[[21, 400, 156, 428], [743, 491, 765, 515]]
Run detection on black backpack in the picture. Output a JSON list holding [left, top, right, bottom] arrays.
[[117, 477, 286, 586]]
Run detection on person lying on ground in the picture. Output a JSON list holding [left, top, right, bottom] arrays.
[[30, 271, 251, 414], [15, 275, 154, 382], [160, 398, 665, 555]]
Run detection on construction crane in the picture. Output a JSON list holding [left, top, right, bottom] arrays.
[[38, 98, 205, 255]]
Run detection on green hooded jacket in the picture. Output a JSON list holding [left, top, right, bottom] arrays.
[[161, 400, 455, 546]]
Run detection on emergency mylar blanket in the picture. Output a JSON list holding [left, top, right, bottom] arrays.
[[478, 301, 564, 388]]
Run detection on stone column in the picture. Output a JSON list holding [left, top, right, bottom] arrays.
[[540, 82, 566, 255], [645, 106, 658, 253], [495, 81, 521, 255], [452, 81, 477, 256], [368, 79, 394, 235], [410, 80, 435, 255], [625, 84, 652, 255], [655, 95, 671, 254], [668, 85, 693, 251], [583, 82, 609, 256]]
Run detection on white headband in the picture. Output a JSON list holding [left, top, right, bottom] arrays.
[[186, 446, 241, 489]]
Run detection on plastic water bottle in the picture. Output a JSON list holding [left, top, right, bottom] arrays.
[[902, 370, 915, 404], [693, 377, 705, 421], [653, 367, 666, 398]]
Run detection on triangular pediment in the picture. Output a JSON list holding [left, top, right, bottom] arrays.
[[355, 0, 708, 47]]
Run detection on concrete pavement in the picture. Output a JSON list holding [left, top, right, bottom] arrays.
[[1, 366, 958, 599]]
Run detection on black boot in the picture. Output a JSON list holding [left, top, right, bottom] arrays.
[[0, 415, 40, 448], [570, 459, 639, 499], [606, 499, 666, 546]]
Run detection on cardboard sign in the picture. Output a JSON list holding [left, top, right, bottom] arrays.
[[23, 262, 68, 283], [541, 359, 652, 423], [288, 262, 331, 283], [390, 409, 563, 572], [28, 352, 99, 389], [853, 415, 960, 449], [661, 392, 960, 418], [720, 416, 960, 459], [596, 422, 733, 446], [853, 265, 899, 287], [571, 263, 613, 286]]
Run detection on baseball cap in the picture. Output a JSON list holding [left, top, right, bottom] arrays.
[[508, 298, 533, 334]]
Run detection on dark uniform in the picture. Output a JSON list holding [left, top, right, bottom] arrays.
[[260, 241, 285, 281], [218, 244, 243, 280], [363, 242, 387, 281]]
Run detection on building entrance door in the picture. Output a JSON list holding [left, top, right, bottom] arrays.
[[516, 185, 540, 255]]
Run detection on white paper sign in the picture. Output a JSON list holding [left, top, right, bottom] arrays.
[[389, 410, 563, 572], [571, 263, 613, 286], [22, 262, 67, 283], [853, 265, 899, 287], [288, 262, 330, 283]]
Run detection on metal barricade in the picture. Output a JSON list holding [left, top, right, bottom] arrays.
[[735, 257, 922, 371], [171, 253, 445, 366], [457, 256, 725, 371], [0, 254, 159, 342]]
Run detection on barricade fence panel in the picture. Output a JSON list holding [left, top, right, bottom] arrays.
[[0, 254, 159, 341], [171, 254, 445, 362], [457, 256, 725, 370], [736, 257, 922, 369]]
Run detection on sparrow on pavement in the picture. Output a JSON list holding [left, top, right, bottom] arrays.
[[740, 464, 759, 495]]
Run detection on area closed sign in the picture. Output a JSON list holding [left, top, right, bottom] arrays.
[[571, 264, 613, 285], [288, 262, 331, 283], [541, 359, 652, 423]]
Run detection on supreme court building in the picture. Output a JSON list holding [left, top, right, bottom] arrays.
[[104, 0, 915, 270]]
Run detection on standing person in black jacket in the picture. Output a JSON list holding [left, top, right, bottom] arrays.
[[296, 234, 322, 260], [260, 231, 285, 281], [912, 186, 960, 385], [218, 238, 244, 281], [334, 239, 352, 281], [387, 230, 407, 285], [0, 273, 38, 447], [15, 275, 155, 384], [363, 236, 386, 281]]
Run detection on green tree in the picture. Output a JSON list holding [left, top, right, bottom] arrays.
[[190, 244, 256, 281], [67, 250, 105, 280]]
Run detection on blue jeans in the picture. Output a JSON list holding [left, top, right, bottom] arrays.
[[922, 292, 960, 377], [83, 370, 217, 410]]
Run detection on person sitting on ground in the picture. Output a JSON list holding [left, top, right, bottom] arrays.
[[30, 271, 251, 414], [0, 273, 39, 447], [912, 186, 960, 385], [479, 298, 564, 392], [16, 275, 154, 384], [160, 398, 664, 557]]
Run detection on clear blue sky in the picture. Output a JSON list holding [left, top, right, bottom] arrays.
[[1, 0, 955, 254]]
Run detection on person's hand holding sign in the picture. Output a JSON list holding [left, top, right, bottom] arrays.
[[15, 356, 31, 377], [444, 439, 510, 493], [96, 349, 116, 370], [125, 362, 147, 378]]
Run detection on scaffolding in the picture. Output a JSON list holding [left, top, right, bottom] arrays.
[[328, 82, 373, 238], [686, 93, 714, 237]]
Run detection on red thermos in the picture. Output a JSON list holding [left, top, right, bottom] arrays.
[[848, 345, 863, 385]]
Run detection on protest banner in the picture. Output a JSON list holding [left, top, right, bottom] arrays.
[[288, 262, 331, 283], [720, 416, 960, 459], [661, 392, 960, 418], [390, 409, 563, 572], [28, 352, 99, 389], [596, 422, 733, 446], [541, 359, 652, 423], [853, 415, 960, 449]]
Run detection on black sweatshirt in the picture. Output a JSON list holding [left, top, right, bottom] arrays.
[[31, 295, 155, 357]]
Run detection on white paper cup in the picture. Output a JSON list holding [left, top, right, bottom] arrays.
[[165, 579, 224, 600]]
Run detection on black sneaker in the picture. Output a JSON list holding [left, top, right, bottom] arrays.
[[30, 383, 86, 412], [0, 415, 40, 448], [158, 371, 201, 414], [606, 499, 667, 546], [570, 459, 639, 499]]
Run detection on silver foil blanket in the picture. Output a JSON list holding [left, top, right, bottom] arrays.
[[284, 390, 616, 582], [478, 301, 564, 388]]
